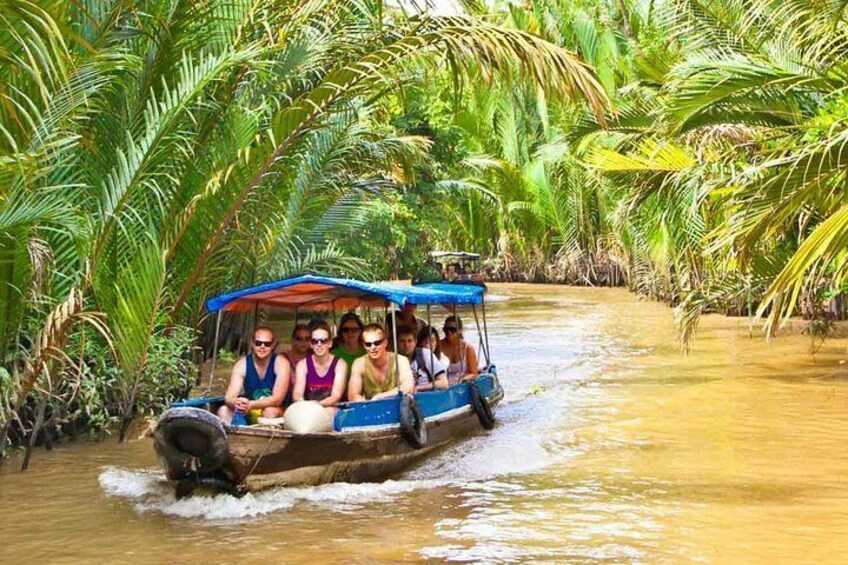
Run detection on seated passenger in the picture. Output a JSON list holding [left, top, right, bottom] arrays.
[[217, 326, 290, 424], [445, 263, 458, 281], [421, 325, 450, 367], [440, 315, 479, 385], [348, 323, 415, 401], [396, 325, 448, 392], [330, 312, 365, 378], [282, 324, 311, 369], [385, 303, 424, 348], [292, 320, 347, 414]]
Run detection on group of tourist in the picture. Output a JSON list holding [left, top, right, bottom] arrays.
[[216, 305, 479, 424]]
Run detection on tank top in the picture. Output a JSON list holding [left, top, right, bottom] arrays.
[[446, 341, 468, 385], [304, 353, 340, 401], [244, 353, 277, 400], [363, 353, 399, 399]]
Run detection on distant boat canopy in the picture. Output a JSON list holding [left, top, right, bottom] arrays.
[[206, 274, 485, 313], [430, 251, 481, 261]]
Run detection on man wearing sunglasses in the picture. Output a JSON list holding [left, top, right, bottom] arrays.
[[347, 323, 414, 401], [217, 326, 290, 424]]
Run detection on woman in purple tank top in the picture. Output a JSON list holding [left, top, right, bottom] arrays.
[[292, 321, 347, 414]]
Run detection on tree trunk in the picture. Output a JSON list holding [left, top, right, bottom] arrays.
[[0, 419, 10, 471], [21, 396, 46, 471], [118, 384, 139, 443]]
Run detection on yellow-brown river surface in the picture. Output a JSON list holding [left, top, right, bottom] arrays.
[[3, 284, 848, 563]]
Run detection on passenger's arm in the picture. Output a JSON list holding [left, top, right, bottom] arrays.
[[462, 344, 479, 381], [224, 358, 247, 411], [320, 358, 347, 407], [347, 358, 366, 402], [433, 371, 449, 390], [292, 358, 307, 402], [416, 351, 446, 391], [416, 380, 433, 392], [250, 356, 289, 409], [397, 355, 415, 394]]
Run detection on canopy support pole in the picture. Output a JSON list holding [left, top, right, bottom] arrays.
[[206, 310, 222, 395], [332, 301, 337, 336], [481, 295, 491, 370], [471, 303, 488, 367], [252, 301, 260, 333], [391, 303, 400, 392], [427, 304, 435, 384]]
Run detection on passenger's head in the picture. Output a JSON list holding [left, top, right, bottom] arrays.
[[400, 303, 416, 317], [308, 319, 332, 356], [252, 326, 276, 359], [397, 325, 417, 357], [417, 325, 441, 355], [362, 323, 387, 360], [443, 315, 462, 342], [337, 312, 363, 348], [290, 324, 311, 354]]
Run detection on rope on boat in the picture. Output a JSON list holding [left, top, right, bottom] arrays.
[[245, 425, 281, 480]]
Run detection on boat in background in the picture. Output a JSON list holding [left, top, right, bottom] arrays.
[[430, 251, 486, 286], [152, 275, 502, 497]]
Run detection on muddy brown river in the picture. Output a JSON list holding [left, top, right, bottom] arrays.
[[2, 284, 848, 563]]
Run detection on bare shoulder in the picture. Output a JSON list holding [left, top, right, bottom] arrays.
[[397, 354, 412, 369], [274, 354, 290, 373], [351, 356, 366, 371]]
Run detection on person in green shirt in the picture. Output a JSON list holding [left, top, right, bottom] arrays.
[[330, 311, 365, 377]]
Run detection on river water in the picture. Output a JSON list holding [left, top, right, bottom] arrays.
[[2, 284, 848, 563]]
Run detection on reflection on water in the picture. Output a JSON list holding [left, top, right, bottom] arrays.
[[3, 283, 848, 563]]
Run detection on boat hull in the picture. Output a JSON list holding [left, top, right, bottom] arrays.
[[154, 374, 502, 494]]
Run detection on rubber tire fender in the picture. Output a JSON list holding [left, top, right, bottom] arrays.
[[399, 394, 427, 449], [468, 381, 495, 430], [175, 475, 241, 499], [154, 407, 229, 477]]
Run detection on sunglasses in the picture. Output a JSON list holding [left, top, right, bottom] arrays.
[[341, 326, 361, 333], [363, 338, 385, 348], [310, 337, 331, 345], [254, 339, 274, 347], [294, 336, 310, 342], [443, 327, 458, 334]]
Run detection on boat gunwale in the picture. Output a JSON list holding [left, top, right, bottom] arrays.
[[224, 388, 504, 441]]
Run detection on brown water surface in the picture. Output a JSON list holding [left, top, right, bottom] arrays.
[[2, 284, 848, 563]]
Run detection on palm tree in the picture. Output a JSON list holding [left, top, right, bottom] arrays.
[[0, 0, 610, 460]]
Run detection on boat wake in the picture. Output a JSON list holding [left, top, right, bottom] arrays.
[[99, 466, 447, 520]]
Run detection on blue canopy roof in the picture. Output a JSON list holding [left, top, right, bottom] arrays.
[[206, 275, 485, 313]]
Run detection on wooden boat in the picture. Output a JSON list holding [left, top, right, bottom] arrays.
[[153, 276, 501, 497], [430, 251, 486, 286]]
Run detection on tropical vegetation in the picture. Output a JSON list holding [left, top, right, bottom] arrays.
[[4, 0, 848, 465], [0, 0, 606, 464]]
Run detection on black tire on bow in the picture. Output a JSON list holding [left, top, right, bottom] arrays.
[[154, 407, 229, 478], [175, 475, 242, 499], [468, 381, 495, 430], [399, 394, 427, 449]]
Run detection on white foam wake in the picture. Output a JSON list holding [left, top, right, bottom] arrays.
[[99, 466, 444, 520]]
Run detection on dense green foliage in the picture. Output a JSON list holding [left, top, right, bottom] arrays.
[[0, 0, 606, 461], [5, 0, 848, 463], [364, 0, 848, 347]]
